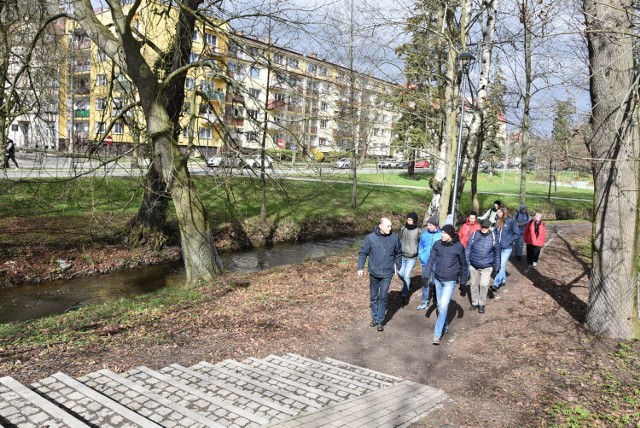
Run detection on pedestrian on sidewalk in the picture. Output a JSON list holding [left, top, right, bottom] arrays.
[[479, 200, 501, 227], [523, 212, 546, 268], [397, 212, 422, 305], [492, 206, 520, 290], [357, 217, 403, 332], [465, 218, 501, 314], [513, 204, 530, 260], [458, 211, 481, 288], [417, 216, 442, 310], [423, 224, 467, 345], [4, 139, 18, 169]]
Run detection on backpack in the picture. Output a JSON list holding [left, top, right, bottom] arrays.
[[470, 229, 496, 247]]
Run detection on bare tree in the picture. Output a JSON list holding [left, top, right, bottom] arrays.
[[582, 0, 639, 338]]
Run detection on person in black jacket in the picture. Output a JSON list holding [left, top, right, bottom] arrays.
[[465, 218, 501, 314], [423, 224, 467, 344], [357, 217, 402, 332], [4, 139, 18, 168]]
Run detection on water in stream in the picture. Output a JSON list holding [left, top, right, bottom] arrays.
[[0, 236, 362, 324]]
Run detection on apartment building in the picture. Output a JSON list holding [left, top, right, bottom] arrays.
[[55, 1, 400, 158]]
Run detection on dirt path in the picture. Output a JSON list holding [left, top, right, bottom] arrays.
[[318, 222, 604, 427]]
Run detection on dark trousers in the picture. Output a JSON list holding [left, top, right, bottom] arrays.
[[526, 244, 541, 265], [4, 153, 18, 168], [369, 275, 392, 324]]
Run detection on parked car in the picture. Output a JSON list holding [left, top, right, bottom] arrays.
[[207, 155, 232, 167], [415, 159, 430, 168], [378, 157, 397, 169], [396, 161, 410, 169], [335, 158, 352, 169], [241, 155, 274, 169]]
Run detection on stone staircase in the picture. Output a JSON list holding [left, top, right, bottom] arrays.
[[0, 353, 448, 427]]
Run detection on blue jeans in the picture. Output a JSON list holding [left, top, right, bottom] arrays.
[[369, 275, 392, 324], [515, 234, 525, 257], [433, 278, 456, 338], [398, 257, 417, 298], [420, 267, 435, 304], [493, 247, 512, 287]]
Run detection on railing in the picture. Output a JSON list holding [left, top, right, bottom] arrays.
[[267, 99, 286, 110], [74, 86, 90, 94], [74, 109, 90, 118]]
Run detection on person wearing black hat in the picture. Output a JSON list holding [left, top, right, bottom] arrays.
[[4, 139, 18, 169], [479, 200, 501, 227], [465, 218, 501, 313], [417, 216, 442, 310], [357, 217, 403, 332], [397, 212, 422, 305], [423, 224, 467, 344]]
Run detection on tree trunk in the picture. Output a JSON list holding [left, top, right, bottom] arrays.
[[583, 0, 640, 338]]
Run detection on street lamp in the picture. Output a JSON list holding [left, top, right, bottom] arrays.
[[451, 51, 475, 227]]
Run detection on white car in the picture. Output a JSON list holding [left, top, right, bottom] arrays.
[[335, 158, 352, 169], [241, 155, 274, 169], [378, 158, 397, 169]]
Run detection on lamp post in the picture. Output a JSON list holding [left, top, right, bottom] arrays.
[[451, 51, 475, 227]]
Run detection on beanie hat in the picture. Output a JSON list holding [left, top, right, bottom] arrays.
[[480, 218, 492, 228], [426, 216, 439, 227], [494, 200, 502, 206], [407, 212, 419, 223], [441, 224, 456, 237]]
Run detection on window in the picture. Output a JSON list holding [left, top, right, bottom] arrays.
[[226, 105, 244, 117], [97, 50, 107, 62], [204, 33, 217, 46], [247, 46, 259, 57], [192, 30, 200, 41], [189, 53, 199, 63], [185, 77, 195, 89], [319, 137, 328, 146], [95, 122, 105, 134], [246, 131, 258, 141], [182, 125, 190, 137], [199, 104, 213, 115], [275, 93, 286, 102], [248, 88, 261, 98], [273, 53, 283, 64], [318, 66, 328, 76], [286, 57, 299, 68], [11, 124, 18, 131], [113, 122, 125, 134], [307, 63, 317, 74], [250, 67, 260, 78], [320, 119, 328, 128], [247, 109, 259, 120], [199, 127, 212, 139], [95, 98, 106, 110], [321, 101, 328, 111], [96, 74, 107, 86], [288, 75, 298, 87]]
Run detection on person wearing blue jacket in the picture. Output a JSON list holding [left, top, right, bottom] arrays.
[[357, 217, 402, 332], [423, 224, 467, 345], [513, 204, 530, 260], [417, 216, 442, 310], [492, 207, 521, 290], [465, 218, 501, 313]]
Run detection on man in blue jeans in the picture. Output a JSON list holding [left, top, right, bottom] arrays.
[[397, 212, 422, 305], [423, 224, 467, 345], [357, 217, 402, 332], [417, 216, 442, 310]]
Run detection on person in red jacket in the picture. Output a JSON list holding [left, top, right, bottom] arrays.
[[523, 212, 546, 268], [457, 211, 481, 289]]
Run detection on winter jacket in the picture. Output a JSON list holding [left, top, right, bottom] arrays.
[[418, 227, 442, 266], [465, 229, 501, 270], [514, 205, 531, 233], [424, 234, 467, 282], [523, 220, 546, 247], [458, 218, 481, 248], [6, 140, 14, 155], [358, 227, 403, 278], [399, 225, 422, 258], [495, 218, 520, 249]]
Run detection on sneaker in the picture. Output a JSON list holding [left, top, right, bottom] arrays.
[[533, 262, 538, 267], [444, 325, 449, 333], [478, 305, 485, 314], [528, 264, 533, 269], [416, 302, 428, 311], [377, 324, 384, 332], [369, 320, 377, 327], [490, 284, 499, 291], [469, 304, 478, 311], [432, 336, 440, 345]]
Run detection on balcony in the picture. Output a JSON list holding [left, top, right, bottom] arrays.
[[203, 89, 225, 102], [74, 86, 90, 94], [267, 99, 286, 110], [74, 63, 91, 73], [224, 116, 244, 127], [225, 92, 244, 103], [74, 109, 90, 118]]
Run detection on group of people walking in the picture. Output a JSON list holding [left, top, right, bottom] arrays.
[[357, 200, 547, 345]]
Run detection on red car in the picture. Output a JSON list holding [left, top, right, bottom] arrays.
[[415, 160, 430, 168]]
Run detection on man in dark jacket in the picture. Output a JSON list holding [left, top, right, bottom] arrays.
[[4, 139, 18, 169], [465, 218, 501, 314], [423, 224, 467, 344], [358, 217, 402, 332]]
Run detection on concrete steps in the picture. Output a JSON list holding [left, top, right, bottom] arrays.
[[0, 354, 448, 427]]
